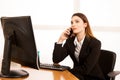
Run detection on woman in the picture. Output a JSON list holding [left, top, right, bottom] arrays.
[[52, 13, 105, 80]]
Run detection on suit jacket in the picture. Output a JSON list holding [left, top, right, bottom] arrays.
[[52, 35, 105, 80]]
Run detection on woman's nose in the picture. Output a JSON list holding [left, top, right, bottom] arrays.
[[71, 23, 76, 27]]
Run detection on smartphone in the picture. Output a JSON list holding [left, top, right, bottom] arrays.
[[68, 29, 73, 37]]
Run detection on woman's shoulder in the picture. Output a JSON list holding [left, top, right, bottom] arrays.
[[86, 36, 101, 44]]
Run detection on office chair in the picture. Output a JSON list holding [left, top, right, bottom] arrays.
[[99, 50, 120, 80]]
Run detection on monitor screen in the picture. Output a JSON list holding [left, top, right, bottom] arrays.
[[0, 16, 40, 78]]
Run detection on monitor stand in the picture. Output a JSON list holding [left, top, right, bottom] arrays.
[[0, 33, 29, 78], [0, 69, 29, 78]]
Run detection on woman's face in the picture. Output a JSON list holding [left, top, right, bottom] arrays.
[[71, 16, 87, 34]]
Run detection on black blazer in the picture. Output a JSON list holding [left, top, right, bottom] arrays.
[[52, 36, 105, 80]]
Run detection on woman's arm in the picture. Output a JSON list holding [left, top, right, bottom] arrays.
[[52, 27, 71, 63], [52, 43, 68, 63]]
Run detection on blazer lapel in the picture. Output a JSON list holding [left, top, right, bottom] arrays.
[[79, 36, 90, 59]]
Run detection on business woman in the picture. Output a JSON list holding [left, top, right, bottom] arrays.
[[52, 13, 105, 80]]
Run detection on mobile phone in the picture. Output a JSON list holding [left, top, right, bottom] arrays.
[[68, 29, 73, 37]]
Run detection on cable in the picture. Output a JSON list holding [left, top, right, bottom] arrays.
[[36, 51, 40, 70]]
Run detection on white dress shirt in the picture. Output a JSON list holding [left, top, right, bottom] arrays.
[[74, 36, 85, 62]]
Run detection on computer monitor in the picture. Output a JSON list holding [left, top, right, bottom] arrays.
[[0, 16, 40, 78]]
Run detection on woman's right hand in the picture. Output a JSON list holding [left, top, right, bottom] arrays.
[[57, 27, 71, 43]]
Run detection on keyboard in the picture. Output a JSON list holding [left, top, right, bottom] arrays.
[[40, 63, 71, 71]]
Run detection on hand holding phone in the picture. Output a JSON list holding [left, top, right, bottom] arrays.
[[57, 28, 73, 43]]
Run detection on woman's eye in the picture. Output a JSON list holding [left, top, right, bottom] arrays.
[[75, 20, 79, 23], [71, 20, 79, 24]]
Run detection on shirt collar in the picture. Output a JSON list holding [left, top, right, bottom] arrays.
[[74, 35, 85, 46]]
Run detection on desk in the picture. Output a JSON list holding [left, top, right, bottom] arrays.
[[0, 67, 79, 80]]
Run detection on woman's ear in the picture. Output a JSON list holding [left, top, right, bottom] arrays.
[[84, 23, 87, 28]]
